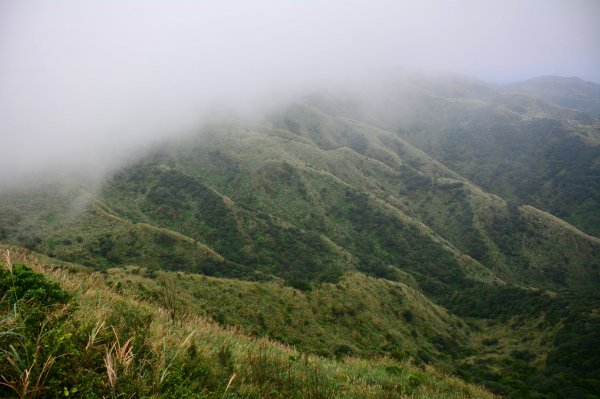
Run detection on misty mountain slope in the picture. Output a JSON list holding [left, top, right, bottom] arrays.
[[207, 104, 599, 291], [3, 95, 599, 293], [0, 184, 256, 276], [102, 162, 355, 282], [2, 0, 599, 396], [101, 143, 492, 292], [149, 122, 504, 288], [420, 114, 600, 238], [318, 74, 600, 237], [2, 77, 600, 398], [506, 75, 600, 117]]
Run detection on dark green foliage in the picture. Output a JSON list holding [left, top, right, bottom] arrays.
[[340, 188, 468, 290], [402, 309, 415, 323], [0, 264, 69, 308], [458, 358, 539, 398], [106, 165, 347, 282], [333, 343, 355, 358], [96, 234, 114, 257], [1, 73, 599, 399], [1, 266, 77, 397], [452, 285, 600, 398], [0, 265, 244, 398], [17, 235, 42, 251], [285, 279, 312, 291], [397, 110, 600, 237], [510, 349, 536, 362], [357, 257, 397, 280], [155, 231, 176, 246], [541, 296, 600, 398], [481, 337, 498, 346]]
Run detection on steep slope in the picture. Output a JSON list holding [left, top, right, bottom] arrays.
[[1, 73, 600, 398], [4, 76, 598, 291], [262, 102, 600, 289], [1, 93, 599, 295], [506, 75, 600, 117], [320, 73, 600, 237], [112, 267, 473, 363], [111, 103, 594, 293], [1, 246, 496, 398]]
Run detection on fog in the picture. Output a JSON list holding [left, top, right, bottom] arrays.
[[1, 0, 599, 185]]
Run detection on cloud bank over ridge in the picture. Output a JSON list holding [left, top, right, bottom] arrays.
[[0, 0, 598, 183]]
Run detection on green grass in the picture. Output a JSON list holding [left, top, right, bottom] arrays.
[[0, 247, 495, 398], [1, 79, 600, 398], [104, 267, 470, 363]]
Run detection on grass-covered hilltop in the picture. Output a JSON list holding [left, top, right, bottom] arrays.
[[2, 73, 600, 398]]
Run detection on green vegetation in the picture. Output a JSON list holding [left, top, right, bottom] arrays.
[[1, 248, 495, 398], [507, 75, 600, 118], [354, 74, 600, 237], [108, 268, 470, 363], [448, 284, 600, 398], [1, 74, 599, 397]]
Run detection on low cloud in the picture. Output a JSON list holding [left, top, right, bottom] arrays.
[[1, 0, 598, 185]]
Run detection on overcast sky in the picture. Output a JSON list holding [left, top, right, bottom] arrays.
[[1, 0, 599, 184]]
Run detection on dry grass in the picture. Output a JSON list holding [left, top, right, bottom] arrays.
[[0, 351, 56, 399], [3, 249, 12, 274], [0, 245, 496, 398]]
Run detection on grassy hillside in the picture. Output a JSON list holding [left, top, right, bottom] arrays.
[[506, 76, 600, 117], [1, 73, 600, 398], [0, 246, 495, 398], [318, 73, 600, 237], [107, 267, 471, 363], [3, 97, 598, 292]]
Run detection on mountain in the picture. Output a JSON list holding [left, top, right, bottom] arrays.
[[1, 73, 600, 398], [506, 75, 600, 117], [2, 246, 495, 398], [321, 72, 600, 237]]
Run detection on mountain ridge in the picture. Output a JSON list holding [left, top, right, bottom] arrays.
[[1, 73, 599, 398]]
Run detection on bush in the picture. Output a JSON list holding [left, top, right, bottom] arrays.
[[333, 343, 355, 358], [285, 279, 312, 291], [402, 309, 415, 323], [0, 264, 70, 308], [482, 337, 499, 346]]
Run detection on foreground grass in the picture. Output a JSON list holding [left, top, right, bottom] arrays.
[[0, 246, 494, 398]]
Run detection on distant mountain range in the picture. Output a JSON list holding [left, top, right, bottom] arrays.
[[507, 75, 600, 117], [1, 73, 599, 398]]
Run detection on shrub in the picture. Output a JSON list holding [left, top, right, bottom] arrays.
[[482, 337, 499, 346], [0, 264, 70, 308], [285, 279, 312, 291], [402, 309, 415, 323]]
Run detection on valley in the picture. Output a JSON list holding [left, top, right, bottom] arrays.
[[1, 73, 600, 398]]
